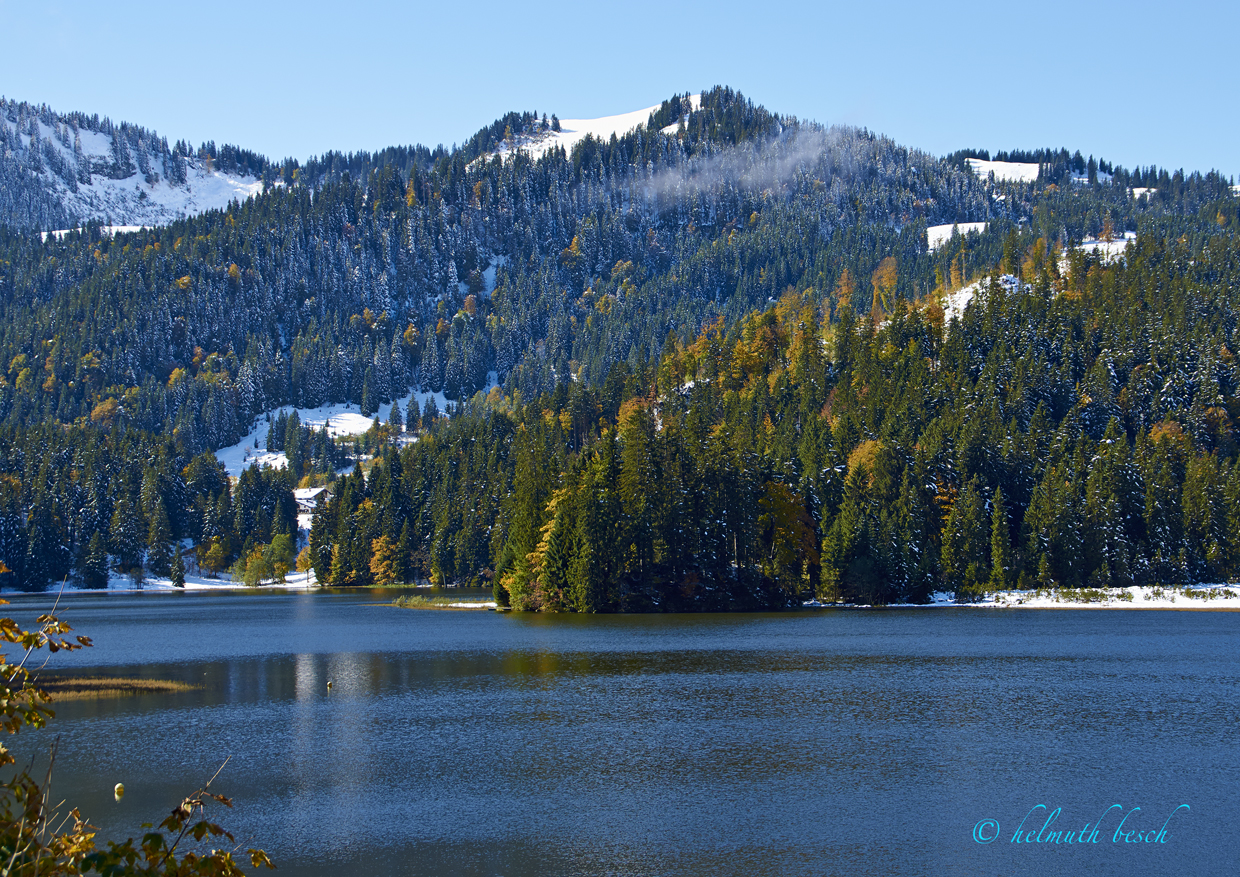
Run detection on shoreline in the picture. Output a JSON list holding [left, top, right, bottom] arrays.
[[6, 581, 1240, 612], [0, 570, 319, 596], [808, 584, 1240, 611]]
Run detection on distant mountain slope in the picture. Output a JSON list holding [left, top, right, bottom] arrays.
[[0, 97, 267, 230]]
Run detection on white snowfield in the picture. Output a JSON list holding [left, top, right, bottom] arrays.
[[941, 274, 1023, 323], [492, 95, 701, 161], [1073, 231, 1136, 264], [51, 162, 262, 229], [8, 114, 264, 230], [42, 224, 149, 242], [1131, 187, 1157, 199], [966, 158, 1040, 184], [214, 387, 453, 478], [926, 221, 987, 251]]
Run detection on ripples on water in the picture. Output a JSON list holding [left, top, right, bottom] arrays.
[[7, 592, 1237, 876]]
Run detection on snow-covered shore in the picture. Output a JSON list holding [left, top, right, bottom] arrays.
[[15, 578, 1239, 608], [807, 584, 1240, 610], [3, 570, 319, 596]]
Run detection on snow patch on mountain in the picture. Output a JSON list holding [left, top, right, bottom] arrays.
[[45, 160, 262, 229], [966, 158, 1039, 183], [41, 225, 148, 242], [659, 94, 703, 134], [213, 372, 500, 479], [943, 278, 982, 323], [927, 221, 987, 251], [943, 274, 1028, 323], [1, 102, 263, 229], [1074, 232, 1136, 264], [215, 390, 444, 478], [490, 96, 701, 161]]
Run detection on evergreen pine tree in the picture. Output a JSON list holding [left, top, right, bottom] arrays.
[[987, 487, 1011, 592], [81, 530, 109, 589], [147, 500, 174, 576]]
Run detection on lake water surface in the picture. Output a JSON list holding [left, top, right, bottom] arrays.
[[7, 591, 1237, 876]]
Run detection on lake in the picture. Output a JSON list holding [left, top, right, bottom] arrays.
[[6, 591, 1237, 876]]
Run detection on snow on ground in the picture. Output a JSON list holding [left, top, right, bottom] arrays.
[[457, 255, 508, 299], [927, 222, 987, 251], [214, 376, 500, 478], [1232, 184, 1240, 197], [1131, 187, 1157, 199], [941, 274, 1026, 324], [11, 115, 265, 229], [491, 96, 701, 161], [982, 584, 1240, 609], [966, 158, 1039, 183], [15, 569, 320, 596], [805, 584, 1240, 610], [935, 234, 1135, 322], [658, 94, 703, 134], [40, 161, 261, 231], [41, 224, 149, 242], [216, 390, 439, 478], [481, 255, 506, 296], [1074, 231, 1136, 264], [943, 278, 982, 322]]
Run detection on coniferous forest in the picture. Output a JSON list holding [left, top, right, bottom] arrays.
[[2, 87, 1239, 605]]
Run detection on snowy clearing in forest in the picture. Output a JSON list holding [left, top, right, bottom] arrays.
[[214, 373, 500, 479], [927, 222, 987, 251], [966, 158, 1039, 183], [1072, 231, 1136, 264], [492, 96, 701, 161], [215, 389, 448, 478], [941, 274, 1026, 324]]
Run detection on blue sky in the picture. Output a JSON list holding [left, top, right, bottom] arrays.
[[2, 0, 1236, 179]]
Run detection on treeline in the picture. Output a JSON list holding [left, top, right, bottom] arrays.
[[945, 144, 1235, 195], [309, 222, 1240, 607]]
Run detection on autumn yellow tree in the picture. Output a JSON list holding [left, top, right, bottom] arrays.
[[758, 481, 819, 595], [370, 535, 400, 587], [870, 256, 898, 320], [834, 268, 855, 310]]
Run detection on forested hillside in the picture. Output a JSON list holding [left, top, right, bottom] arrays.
[[0, 86, 1236, 597], [312, 213, 1240, 607]]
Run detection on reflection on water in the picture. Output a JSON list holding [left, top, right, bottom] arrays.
[[5, 591, 1239, 876]]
